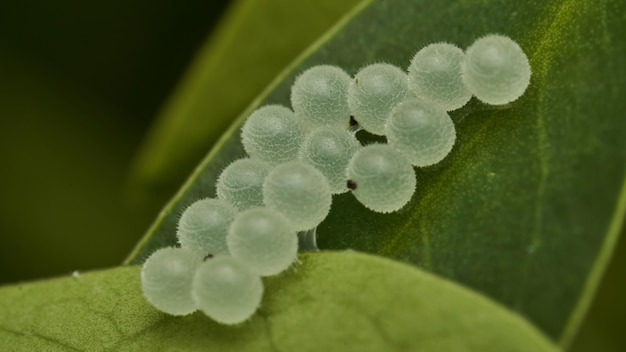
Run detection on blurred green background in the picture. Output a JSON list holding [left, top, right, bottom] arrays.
[[0, 0, 623, 350], [0, 0, 230, 284]]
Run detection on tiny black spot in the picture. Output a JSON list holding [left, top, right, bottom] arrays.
[[347, 180, 357, 190], [349, 115, 358, 127], [355, 78, 359, 85], [204, 254, 214, 261]]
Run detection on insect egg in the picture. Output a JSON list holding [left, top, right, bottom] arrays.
[[386, 98, 456, 167], [462, 34, 531, 105], [141, 247, 202, 316], [347, 63, 408, 135], [176, 198, 237, 257], [407, 42, 472, 111], [191, 255, 263, 325], [290, 65, 352, 130], [216, 158, 273, 211], [241, 104, 305, 164], [263, 160, 332, 231], [346, 144, 416, 213], [299, 126, 361, 194], [227, 207, 297, 276]]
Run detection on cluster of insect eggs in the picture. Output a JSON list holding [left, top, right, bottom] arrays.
[[141, 34, 530, 325]]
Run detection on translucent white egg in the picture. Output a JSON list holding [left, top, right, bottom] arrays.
[[176, 198, 237, 257], [141, 247, 201, 316], [347, 63, 409, 135], [216, 158, 273, 210], [386, 98, 456, 167], [299, 126, 361, 194], [241, 104, 305, 164], [462, 34, 531, 105], [227, 207, 297, 276], [290, 65, 352, 130], [263, 160, 332, 231], [192, 255, 263, 325], [408, 42, 472, 111], [346, 144, 416, 213]]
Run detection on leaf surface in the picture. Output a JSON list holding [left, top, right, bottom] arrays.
[[126, 0, 626, 345], [0, 252, 556, 352]]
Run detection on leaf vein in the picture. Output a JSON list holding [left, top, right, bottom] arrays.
[[0, 324, 83, 352]]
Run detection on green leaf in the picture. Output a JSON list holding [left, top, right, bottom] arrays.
[[126, 0, 626, 346], [129, 0, 362, 199], [570, 226, 626, 351], [0, 252, 556, 351]]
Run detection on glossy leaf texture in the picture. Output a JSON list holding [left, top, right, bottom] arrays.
[[0, 252, 557, 352], [126, 0, 626, 346], [129, 0, 361, 200]]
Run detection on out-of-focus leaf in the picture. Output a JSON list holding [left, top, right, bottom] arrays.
[[130, 0, 362, 200], [0, 252, 557, 352], [0, 46, 147, 284]]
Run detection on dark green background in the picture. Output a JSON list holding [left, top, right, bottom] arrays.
[[0, 1, 622, 350], [0, 0, 229, 284]]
